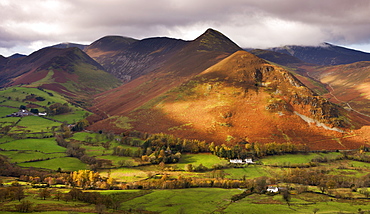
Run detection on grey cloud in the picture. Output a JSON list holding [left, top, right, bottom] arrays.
[[1, 0, 370, 55]]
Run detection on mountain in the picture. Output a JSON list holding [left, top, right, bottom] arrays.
[[87, 29, 365, 150], [50, 42, 88, 51], [85, 28, 241, 82], [9, 53, 27, 59], [248, 49, 306, 66], [0, 47, 121, 103], [87, 28, 242, 126], [268, 43, 370, 66], [85, 35, 186, 81], [251, 46, 370, 120], [305, 61, 370, 116]]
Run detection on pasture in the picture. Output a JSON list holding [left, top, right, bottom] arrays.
[[9, 116, 61, 133], [0, 150, 65, 163], [0, 106, 18, 117], [223, 165, 272, 179], [49, 110, 89, 124], [260, 152, 342, 165], [172, 153, 229, 168], [0, 138, 66, 153], [19, 157, 88, 171]]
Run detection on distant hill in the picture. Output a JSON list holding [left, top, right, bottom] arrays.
[[50, 42, 88, 51], [0, 47, 121, 104], [8, 53, 27, 59], [248, 49, 305, 66], [267, 43, 370, 65]]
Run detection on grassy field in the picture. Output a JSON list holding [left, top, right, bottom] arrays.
[[49, 110, 90, 124], [19, 157, 88, 171], [9, 116, 61, 133], [96, 155, 138, 167], [120, 188, 241, 214], [223, 165, 272, 179], [171, 153, 229, 169], [0, 99, 26, 108], [0, 135, 15, 143], [0, 138, 66, 153], [100, 167, 148, 182], [0, 106, 18, 116], [0, 150, 65, 163], [0, 87, 68, 107], [260, 152, 342, 165]]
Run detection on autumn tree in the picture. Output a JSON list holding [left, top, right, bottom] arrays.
[[16, 200, 34, 213], [38, 188, 51, 200]]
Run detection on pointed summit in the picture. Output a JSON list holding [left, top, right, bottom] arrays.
[[193, 28, 241, 52]]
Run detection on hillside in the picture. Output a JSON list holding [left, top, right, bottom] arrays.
[[306, 61, 370, 116], [87, 29, 242, 126], [89, 49, 366, 150], [0, 47, 121, 104], [268, 43, 370, 66], [85, 28, 241, 82]]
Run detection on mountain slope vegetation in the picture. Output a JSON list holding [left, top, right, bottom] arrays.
[[0, 47, 121, 104], [89, 50, 363, 150]]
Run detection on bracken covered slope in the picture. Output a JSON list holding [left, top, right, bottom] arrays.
[[87, 29, 242, 127], [89, 49, 366, 150]]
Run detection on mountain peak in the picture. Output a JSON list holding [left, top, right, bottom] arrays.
[[193, 28, 241, 53], [86, 35, 138, 52]]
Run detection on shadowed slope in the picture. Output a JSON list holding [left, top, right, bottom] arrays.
[[269, 43, 370, 66], [88, 29, 242, 127]]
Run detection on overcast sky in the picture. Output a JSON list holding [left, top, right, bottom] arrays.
[[1, 0, 370, 57]]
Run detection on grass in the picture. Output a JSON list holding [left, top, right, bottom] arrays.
[[223, 165, 272, 179], [0, 117, 20, 124], [117, 189, 370, 214], [172, 153, 229, 169], [0, 106, 18, 117], [348, 160, 370, 168], [18, 157, 88, 171], [0, 135, 15, 143], [96, 155, 137, 166], [260, 152, 342, 165], [0, 99, 27, 108], [49, 110, 89, 124], [0, 150, 65, 163], [100, 168, 148, 182], [120, 188, 241, 214], [82, 145, 108, 156], [0, 86, 68, 109], [70, 132, 109, 142], [0, 138, 66, 153], [9, 116, 61, 133]]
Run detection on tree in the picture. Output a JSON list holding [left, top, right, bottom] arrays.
[[38, 188, 51, 200], [281, 189, 291, 206], [95, 204, 106, 214], [71, 119, 90, 132], [11, 186, 25, 201], [16, 200, 33, 213], [185, 164, 193, 172], [159, 162, 166, 171], [30, 108, 39, 114], [54, 190, 62, 201]]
